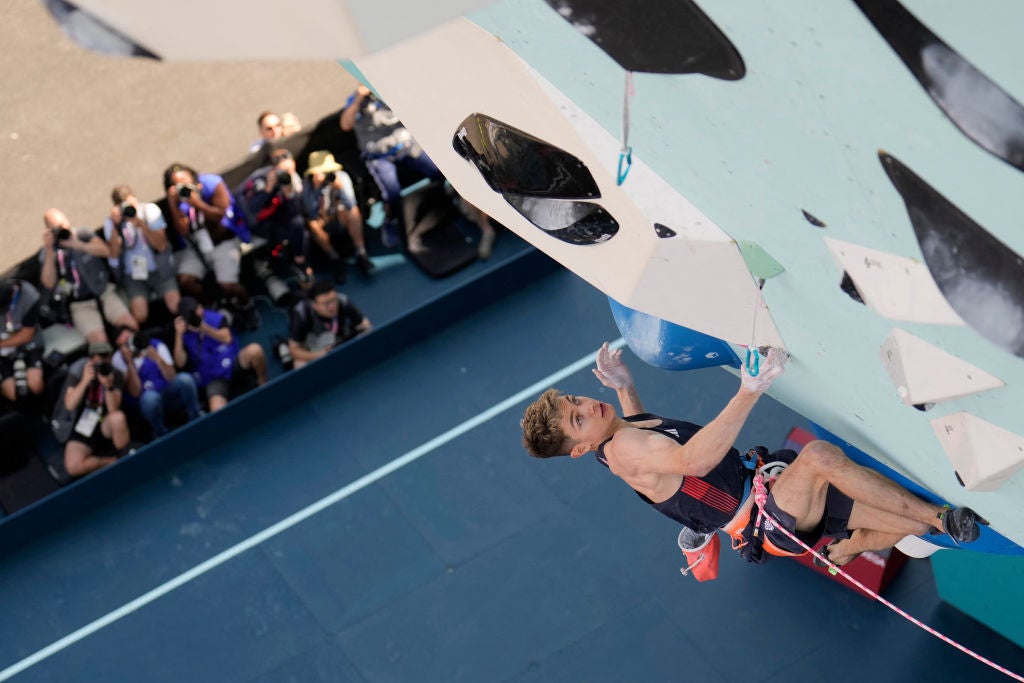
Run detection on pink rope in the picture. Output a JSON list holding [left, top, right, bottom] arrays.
[[752, 471, 1024, 682]]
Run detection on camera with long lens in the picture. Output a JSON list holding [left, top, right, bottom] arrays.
[[175, 183, 197, 199], [186, 311, 202, 328], [96, 361, 113, 377], [120, 202, 137, 220], [274, 169, 291, 186], [252, 256, 291, 306], [52, 227, 72, 243], [128, 330, 151, 355], [12, 354, 28, 398], [323, 171, 337, 184]]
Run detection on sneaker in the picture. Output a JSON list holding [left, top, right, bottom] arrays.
[[937, 506, 988, 545], [355, 251, 376, 276]]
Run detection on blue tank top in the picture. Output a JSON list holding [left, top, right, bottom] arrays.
[[595, 413, 748, 533]]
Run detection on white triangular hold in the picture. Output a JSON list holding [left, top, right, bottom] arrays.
[[895, 535, 944, 559], [880, 329, 1004, 406], [930, 412, 1024, 491], [824, 238, 965, 324]]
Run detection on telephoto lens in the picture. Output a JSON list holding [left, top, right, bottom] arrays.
[[96, 361, 113, 376], [275, 169, 291, 186], [121, 203, 138, 219], [323, 172, 336, 184], [13, 357, 28, 398], [54, 227, 72, 242], [187, 312, 202, 328], [177, 183, 194, 199]]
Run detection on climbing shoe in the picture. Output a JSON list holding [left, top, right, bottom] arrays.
[[937, 506, 988, 545]]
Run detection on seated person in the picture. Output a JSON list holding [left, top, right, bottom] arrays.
[[339, 85, 443, 248], [172, 297, 267, 411], [39, 208, 138, 344], [0, 278, 45, 407], [103, 184, 180, 325], [287, 280, 371, 369], [52, 341, 131, 478], [113, 328, 201, 439], [162, 163, 257, 329], [521, 344, 986, 569], [238, 148, 311, 285], [301, 151, 375, 283]]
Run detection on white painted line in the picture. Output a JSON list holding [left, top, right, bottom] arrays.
[[0, 339, 625, 681]]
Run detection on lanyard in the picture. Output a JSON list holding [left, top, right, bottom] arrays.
[[5, 284, 19, 332], [56, 249, 81, 294]]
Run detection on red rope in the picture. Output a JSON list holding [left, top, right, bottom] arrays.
[[751, 472, 1024, 682]]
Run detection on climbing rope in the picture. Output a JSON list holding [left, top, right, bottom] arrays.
[[750, 472, 1024, 682]]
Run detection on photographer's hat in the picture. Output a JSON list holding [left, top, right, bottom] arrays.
[[88, 341, 114, 357], [305, 150, 343, 176]]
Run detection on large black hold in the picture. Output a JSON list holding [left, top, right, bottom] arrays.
[[880, 152, 1024, 358], [856, 0, 1024, 173], [544, 0, 745, 79]]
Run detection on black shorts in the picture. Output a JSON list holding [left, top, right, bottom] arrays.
[[66, 426, 116, 456], [0, 348, 44, 380], [762, 484, 854, 554]]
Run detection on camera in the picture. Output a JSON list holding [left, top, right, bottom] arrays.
[[96, 361, 113, 376], [128, 330, 151, 355], [274, 169, 291, 186], [12, 355, 28, 398], [40, 288, 70, 326], [186, 311, 202, 328], [52, 227, 72, 243], [120, 202, 137, 219], [323, 171, 337, 184], [175, 183, 197, 199]]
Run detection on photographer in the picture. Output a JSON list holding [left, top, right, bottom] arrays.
[[340, 85, 444, 249], [172, 297, 266, 412], [0, 278, 45, 406], [112, 328, 201, 439], [300, 150, 375, 284], [163, 163, 258, 329], [52, 341, 131, 478], [39, 208, 137, 343], [287, 280, 371, 370], [237, 148, 312, 285], [103, 184, 180, 325]]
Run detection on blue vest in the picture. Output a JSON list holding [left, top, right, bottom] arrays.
[[183, 310, 238, 386], [137, 341, 168, 393]]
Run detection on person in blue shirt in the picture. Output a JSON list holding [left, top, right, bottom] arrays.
[[172, 297, 267, 411], [113, 329, 201, 438]]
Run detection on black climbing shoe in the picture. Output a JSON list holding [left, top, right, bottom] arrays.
[[937, 507, 988, 545]]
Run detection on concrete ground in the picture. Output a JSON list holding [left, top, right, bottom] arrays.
[[0, 0, 356, 274]]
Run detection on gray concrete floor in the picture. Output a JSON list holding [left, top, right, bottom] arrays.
[[0, 0, 356, 273]]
